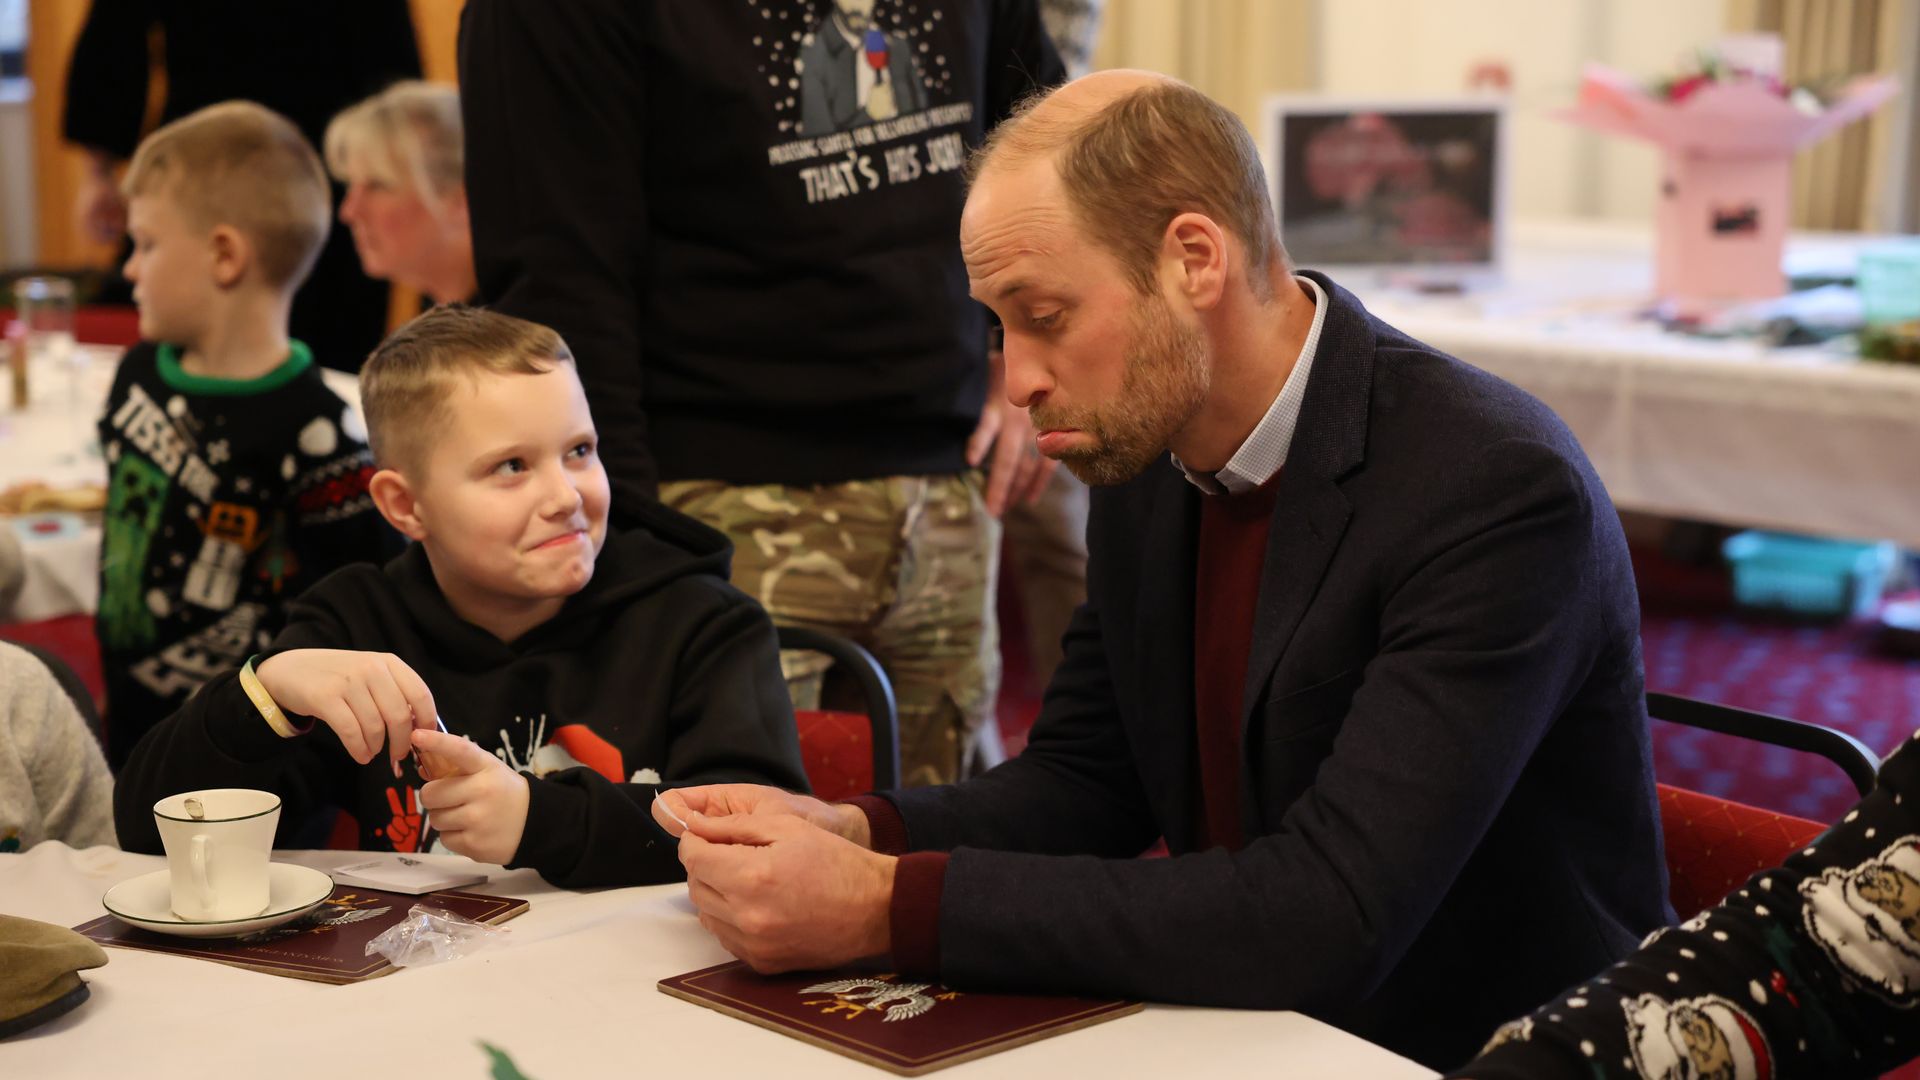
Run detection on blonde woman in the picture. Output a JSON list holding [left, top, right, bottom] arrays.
[[326, 82, 476, 306]]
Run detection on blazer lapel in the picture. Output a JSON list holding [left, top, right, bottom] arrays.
[[1237, 273, 1377, 742], [1133, 463, 1202, 851]]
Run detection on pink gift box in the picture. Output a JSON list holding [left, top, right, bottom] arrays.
[[1558, 64, 1897, 307]]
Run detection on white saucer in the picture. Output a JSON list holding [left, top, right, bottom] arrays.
[[102, 863, 334, 938]]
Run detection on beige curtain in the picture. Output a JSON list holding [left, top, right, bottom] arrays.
[[1727, 0, 1906, 231], [1090, 0, 1315, 136]]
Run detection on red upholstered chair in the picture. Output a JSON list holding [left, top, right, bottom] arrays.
[[1647, 692, 1880, 920], [778, 626, 900, 802], [1654, 783, 1826, 921]]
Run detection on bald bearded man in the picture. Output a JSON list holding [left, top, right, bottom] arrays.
[[654, 72, 1670, 1071]]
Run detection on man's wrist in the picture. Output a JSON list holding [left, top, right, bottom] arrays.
[[837, 802, 873, 848], [864, 852, 897, 958]]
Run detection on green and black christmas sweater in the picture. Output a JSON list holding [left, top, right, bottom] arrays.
[[95, 341, 401, 767]]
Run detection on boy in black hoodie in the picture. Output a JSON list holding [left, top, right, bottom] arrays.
[[115, 307, 808, 887]]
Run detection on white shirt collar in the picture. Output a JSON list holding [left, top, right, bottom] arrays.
[[1174, 275, 1329, 495]]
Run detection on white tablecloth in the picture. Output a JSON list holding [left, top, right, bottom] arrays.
[[0, 844, 1435, 1079], [1353, 221, 1920, 547], [0, 348, 362, 623]]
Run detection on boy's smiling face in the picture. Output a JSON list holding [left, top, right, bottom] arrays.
[[387, 362, 610, 633]]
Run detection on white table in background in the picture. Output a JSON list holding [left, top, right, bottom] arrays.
[[0, 347, 361, 623], [1352, 220, 1920, 547], [0, 843, 1436, 1079]]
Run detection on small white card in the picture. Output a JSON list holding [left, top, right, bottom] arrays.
[[330, 855, 487, 895]]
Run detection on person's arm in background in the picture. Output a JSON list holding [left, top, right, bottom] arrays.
[[62, 0, 154, 245], [459, 0, 657, 517], [4, 648, 116, 850], [1453, 731, 1920, 1080]]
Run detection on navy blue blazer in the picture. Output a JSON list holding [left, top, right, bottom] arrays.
[[884, 273, 1672, 1070]]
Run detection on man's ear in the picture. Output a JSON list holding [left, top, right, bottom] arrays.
[[1160, 211, 1228, 313], [208, 224, 252, 289], [369, 467, 429, 541]]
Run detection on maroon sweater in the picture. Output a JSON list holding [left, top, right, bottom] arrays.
[[855, 483, 1278, 973]]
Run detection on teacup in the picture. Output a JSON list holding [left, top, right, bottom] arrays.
[[153, 789, 282, 921]]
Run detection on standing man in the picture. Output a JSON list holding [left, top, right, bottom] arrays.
[[655, 72, 1672, 1072], [461, 0, 1065, 786]]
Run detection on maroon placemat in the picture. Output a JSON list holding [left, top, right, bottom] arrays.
[[659, 961, 1141, 1075], [75, 887, 526, 984]]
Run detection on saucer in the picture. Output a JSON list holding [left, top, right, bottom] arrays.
[[102, 863, 334, 938]]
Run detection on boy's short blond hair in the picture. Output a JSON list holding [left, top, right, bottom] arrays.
[[122, 101, 331, 289], [360, 306, 575, 475], [324, 81, 464, 212]]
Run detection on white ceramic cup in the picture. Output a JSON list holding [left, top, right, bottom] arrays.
[[153, 789, 282, 921]]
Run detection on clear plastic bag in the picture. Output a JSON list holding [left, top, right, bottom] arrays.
[[364, 904, 507, 968]]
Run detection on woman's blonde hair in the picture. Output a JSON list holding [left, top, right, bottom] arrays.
[[325, 81, 464, 212]]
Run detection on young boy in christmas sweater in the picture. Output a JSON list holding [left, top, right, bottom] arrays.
[[115, 306, 808, 887], [97, 101, 401, 767]]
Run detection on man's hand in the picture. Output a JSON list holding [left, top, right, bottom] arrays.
[[678, 811, 895, 974], [867, 78, 898, 122], [75, 151, 126, 246], [255, 650, 438, 774], [410, 729, 530, 866], [652, 784, 870, 847], [967, 350, 1056, 517]]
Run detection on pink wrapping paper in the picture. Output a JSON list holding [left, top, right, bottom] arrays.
[[1558, 66, 1898, 305]]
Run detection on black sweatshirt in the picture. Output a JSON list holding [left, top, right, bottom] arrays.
[[114, 500, 809, 889], [460, 0, 1064, 511]]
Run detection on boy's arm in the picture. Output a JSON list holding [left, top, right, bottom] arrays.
[[459, 0, 657, 510], [112, 610, 361, 855], [507, 593, 807, 889]]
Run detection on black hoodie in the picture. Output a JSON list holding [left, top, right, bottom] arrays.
[[114, 500, 808, 888]]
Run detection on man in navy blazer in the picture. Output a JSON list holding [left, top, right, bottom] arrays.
[[652, 71, 1671, 1070]]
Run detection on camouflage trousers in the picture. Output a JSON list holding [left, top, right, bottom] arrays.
[[659, 473, 1001, 788]]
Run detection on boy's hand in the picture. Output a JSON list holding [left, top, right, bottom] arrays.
[[654, 784, 870, 848], [254, 649, 438, 774], [410, 729, 530, 866]]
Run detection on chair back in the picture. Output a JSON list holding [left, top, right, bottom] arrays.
[[1647, 692, 1879, 919], [778, 626, 900, 799], [1655, 783, 1826, 921]]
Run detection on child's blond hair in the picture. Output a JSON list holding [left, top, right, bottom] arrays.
[[360, 305, 575, 475], [122, 101, 331, 290]]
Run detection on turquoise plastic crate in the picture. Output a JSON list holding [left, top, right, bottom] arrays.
[[1858, 244, 1920, 326], [1722, 531, 1896, 620]]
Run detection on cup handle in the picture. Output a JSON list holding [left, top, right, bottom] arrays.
[[190, 834, 215, 913]]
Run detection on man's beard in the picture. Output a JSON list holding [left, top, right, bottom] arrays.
[[1032, 295, 1210, 486]]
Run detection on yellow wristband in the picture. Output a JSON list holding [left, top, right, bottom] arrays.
[[239, 656, 308, 739]]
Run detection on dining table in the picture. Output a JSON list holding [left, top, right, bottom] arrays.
[[0, 842, 1439, 1079]]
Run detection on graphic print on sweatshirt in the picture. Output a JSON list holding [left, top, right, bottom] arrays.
[[377, 715, 661, 854], [755, 0, 974, 204]]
